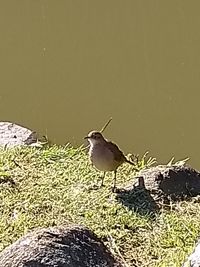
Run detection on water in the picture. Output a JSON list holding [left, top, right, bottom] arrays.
[[1, 1, 200, 168]]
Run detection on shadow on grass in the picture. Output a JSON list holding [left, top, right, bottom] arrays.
[[116, 185, 159, 219]]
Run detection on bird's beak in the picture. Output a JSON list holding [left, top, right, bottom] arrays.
[[84, 136, 89, 139]]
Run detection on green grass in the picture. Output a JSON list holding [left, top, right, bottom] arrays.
[[0, 145, 199, 266]]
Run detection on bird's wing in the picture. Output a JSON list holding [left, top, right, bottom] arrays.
[[106, 141, 126, 163]]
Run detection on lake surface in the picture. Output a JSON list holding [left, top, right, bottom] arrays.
[[1, 1, 200, 168]]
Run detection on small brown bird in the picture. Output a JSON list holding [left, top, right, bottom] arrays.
[[84, 130, 137, 190]]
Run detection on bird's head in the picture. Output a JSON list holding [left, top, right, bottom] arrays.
[[84, 131, 105, 145]]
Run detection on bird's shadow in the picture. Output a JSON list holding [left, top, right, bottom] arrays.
[[116, 185, 159, 219]]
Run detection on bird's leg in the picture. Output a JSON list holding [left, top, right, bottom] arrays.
[[112, 170, 117, 191], [100, 171, 106, 187]]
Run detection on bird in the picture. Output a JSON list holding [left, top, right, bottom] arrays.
[[84, 130, 137, 191]]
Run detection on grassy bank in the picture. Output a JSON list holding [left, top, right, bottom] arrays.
[[0, 145, 199, 266]]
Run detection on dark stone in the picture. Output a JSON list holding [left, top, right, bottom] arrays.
[[0, 121, 37, 147], [116, 164, 200, 217], [0, 225, 122, 267], [136, 164, 200, 200]]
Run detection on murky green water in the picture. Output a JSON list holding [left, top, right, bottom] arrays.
[[1, 1, 200, 168]]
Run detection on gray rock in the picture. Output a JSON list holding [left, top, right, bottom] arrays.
[[116, 163, 200, 217], [183, 241, 200, 267], [0, 121, 37, 147], [137, 164, 200, 199], [0, 225, 122, 267]]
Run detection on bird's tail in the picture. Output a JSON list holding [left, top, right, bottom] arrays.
[[125, 158, 139, 171]]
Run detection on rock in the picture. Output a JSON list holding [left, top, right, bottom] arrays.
[[116, 163, 200, 216], [0, 121, 37, 147], [0, 224, 122, 267], [183, 241, 200, 267], [136, 164, 200, 200]]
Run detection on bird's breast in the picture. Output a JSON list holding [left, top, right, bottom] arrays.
[[89, 144, 121, 171]]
